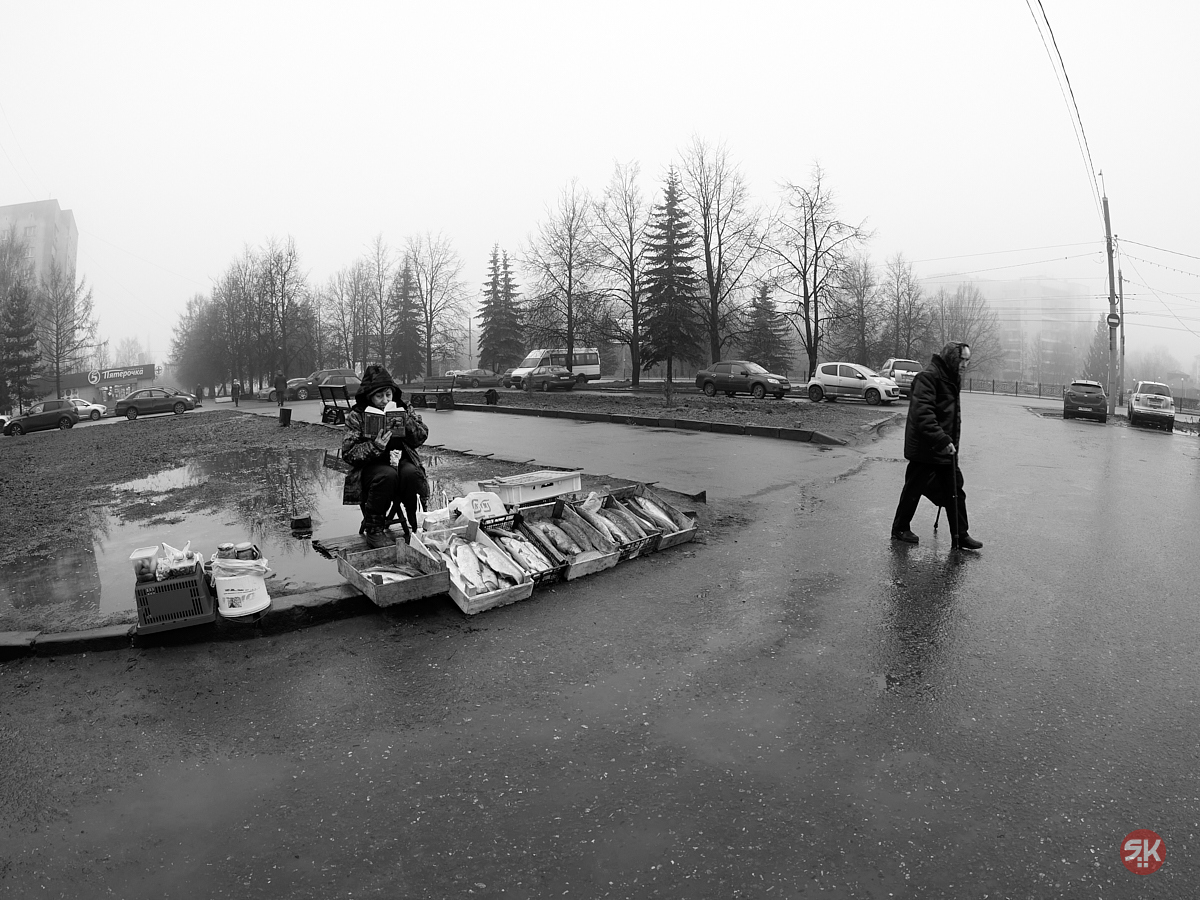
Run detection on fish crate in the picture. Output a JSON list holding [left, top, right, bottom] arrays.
[[338, 538, 451, 608], [572, 495, 659, 561], [607, 484, 698, 552], [476, 469, 583, 506], [518, 500, 619, 580], [134, 562, 217, 635], [479, 512, 566, 588], [416, 521, 534, 615]]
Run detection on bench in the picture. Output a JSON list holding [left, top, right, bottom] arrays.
[[407, 377, 455, 410], [319, 384, 354, 425]]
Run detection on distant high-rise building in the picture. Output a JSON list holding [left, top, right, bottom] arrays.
[[0, 199, 79, 286]]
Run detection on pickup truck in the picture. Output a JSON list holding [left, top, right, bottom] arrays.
[[877, 358, 924, 398]]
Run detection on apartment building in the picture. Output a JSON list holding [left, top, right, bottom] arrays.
[[0, 198, 79, 286]]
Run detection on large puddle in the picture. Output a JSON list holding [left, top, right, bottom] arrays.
[[0, 448, 469, 633]]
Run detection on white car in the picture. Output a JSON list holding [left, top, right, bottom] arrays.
[[807, 362, 899, 405], [1128, 380, 1174, 432], [69, 398, 108, 420]]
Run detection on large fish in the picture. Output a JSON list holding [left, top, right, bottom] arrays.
[[620, 499, 660, 533], [498, 535, 554, 573], [473, 542, 525, 585], [576, 505, 622, 543], [451, 538, 494, 592], [594, 509, 633, 542], [605, 503, 650, 539], [535, 521, 583, 556], [632, 495, 679, 533], [557, 517, 600, 552]]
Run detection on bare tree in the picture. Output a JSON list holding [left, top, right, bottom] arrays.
[[823, 255, 884, 365], [405, 232, 468, 378], [363, 234, 395, 369], [930, 284, 1004, 376], [319, 261, 370, 370], [258, 237, 308, 378], [112, 337, 143, 366], [37, 263, 99, 397], [881, 253, 930, 359], [521, 179, 604, 367], [593, 161, 650, 384], [678, 137, 763, 364], [762, 166, 869, 378]]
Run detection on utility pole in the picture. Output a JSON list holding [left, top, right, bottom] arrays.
[[1103, 195, 1118, 416], [1118, 269, 1126, 407]]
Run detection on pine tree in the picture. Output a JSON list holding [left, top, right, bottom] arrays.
[[740, 284, 794, 375], [476, 245, 524, 372], [390, 262, 425, 383], [640, 169, 706, 393], [3, 282, 43, 411], [1082, 314, 1109, 382]]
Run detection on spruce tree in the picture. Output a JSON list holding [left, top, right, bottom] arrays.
[[3, 282, 43, 410], [740, 283, 794, 375], [477, 245, 524, 372], [390, 262, 425, 383], [640, 168, 706, 392], [1082, 314, 1110, 383]]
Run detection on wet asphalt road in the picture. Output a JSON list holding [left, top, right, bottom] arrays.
[[2, 393, 1198, 897]]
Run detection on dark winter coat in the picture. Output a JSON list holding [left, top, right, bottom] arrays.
[[903, 354, 961, 466]]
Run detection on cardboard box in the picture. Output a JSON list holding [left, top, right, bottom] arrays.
[[476, 469, 583, 505], [417, 522, 534, 615], [338, 538, 451, 608], [518, 501, 619, 580], [608, 484, 697, 551]]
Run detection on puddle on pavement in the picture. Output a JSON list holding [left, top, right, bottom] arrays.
[[0, 448, 473, 633]]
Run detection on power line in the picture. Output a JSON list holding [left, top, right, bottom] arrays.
[[1024, 0, 1104, 224], [909, 241, 1097, 264], [1119, 238, 1200, 264], [921, 251, 1102, 280]]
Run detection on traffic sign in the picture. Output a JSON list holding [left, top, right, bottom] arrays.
[[1107, 313, 1121, 328]]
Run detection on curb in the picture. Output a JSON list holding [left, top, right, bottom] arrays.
[[451, 403, 845, 445]]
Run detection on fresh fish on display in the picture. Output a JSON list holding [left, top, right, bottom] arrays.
[[494, 534, 553, 574], [557, 518, 599, 552], [605, 503, 649, 539], [620, 499, 660, 533], [594, 509, 633, 542], [576, 505, 622, 543], [452, 539, 491, 592], [633, 495, 679, 533], [472, 543, 524, 584], [535, 521, 583, 556]]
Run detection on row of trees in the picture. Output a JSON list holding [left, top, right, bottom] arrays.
[[0, 227, 100, 413]]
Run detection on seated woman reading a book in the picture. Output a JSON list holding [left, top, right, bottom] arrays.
[[341, 365, 430, 542]]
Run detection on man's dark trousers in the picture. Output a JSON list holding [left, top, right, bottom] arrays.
[[891, 460, 968, 536]]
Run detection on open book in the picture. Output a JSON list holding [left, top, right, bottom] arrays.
[[362, 404, 407, 437]]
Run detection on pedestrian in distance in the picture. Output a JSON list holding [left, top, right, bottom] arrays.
[[890, 341, 983, 551], [230, 381, 241, 407], [274, 372, 287, 407]]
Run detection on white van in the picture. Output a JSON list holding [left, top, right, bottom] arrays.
[[509, 348, 601, 388]]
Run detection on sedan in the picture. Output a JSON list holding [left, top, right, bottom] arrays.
[[807, 362, 899, 405], [4, 399, 80, 435], [114, 387, 196, 420], [281, 368, 359, 402], [519, 365, 576, 392], [1062, 379, 1107, 423], [500, 368, 517, 388], [453, 368, 503, 388], [694, 360, 792, 399], [69, 398, 108, 420]]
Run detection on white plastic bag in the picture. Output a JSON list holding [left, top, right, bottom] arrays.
[[211, 556, 272, 579]]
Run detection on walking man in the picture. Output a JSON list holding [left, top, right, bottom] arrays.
[[274, 372, 288, 407], [231, 381, 241, 407], [890, 341, 983, 551]]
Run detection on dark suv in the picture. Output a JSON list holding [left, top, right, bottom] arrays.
[[4, 399, 81, 435], [694, 360, 791, 399]]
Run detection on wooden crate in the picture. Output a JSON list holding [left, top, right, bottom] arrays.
[[338, 539, 450, 607], [608, 484, 698, 551], [417, 522, 534, 615], [577, 495, 659, 561], [519, 500, 619, 580]]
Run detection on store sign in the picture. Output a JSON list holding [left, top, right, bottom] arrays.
[[87, 364, 156, 385]]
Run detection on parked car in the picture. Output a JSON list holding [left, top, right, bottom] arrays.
[[517, 365, 576, 392], [1062, 379, 1107, 423], [281, 368, 360, 402], [114, 387, 196, 420], [0, 414, 9, 431], [4, 399, 80, 435], [877, 358, 924, 398], [452, 368, 503, 388], [807, 362, 899, 405], [694, 360, 792, 399], [500, 368, 517, 388], [68, 398, 107, 421], [1128, 380, 1174, 431]]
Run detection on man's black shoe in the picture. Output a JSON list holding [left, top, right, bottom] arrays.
[[891, 529, 920, 544], [953, 533, 983, 551]]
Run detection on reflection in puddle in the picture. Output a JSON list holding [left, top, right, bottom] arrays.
[[0, 448, 481, 633]]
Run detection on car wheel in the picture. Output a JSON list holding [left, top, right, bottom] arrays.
[[173, 402, 187, 415], [865, 388, 881, 405], [808, 384, 824, 402], [297, 388, 309, 401], [1100, 416, 1107, 424], [1167, 421, 1174, 433], [471, 378, 480, 388], [751, 383, 766, 400], [702, 382, 716, 397], [540, 380, 550, 392], [126, 408, 138, 421], [10, 422, 24, 435], [58, 417, 73, 430], [90, 410, 101, 420], [269, 391, 277, 402]]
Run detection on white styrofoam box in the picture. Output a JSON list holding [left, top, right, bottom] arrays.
[[476, 470, 583, 505]]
